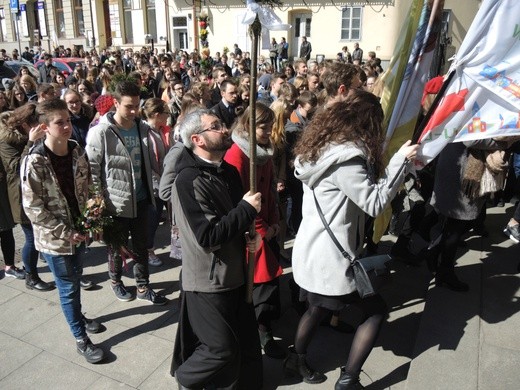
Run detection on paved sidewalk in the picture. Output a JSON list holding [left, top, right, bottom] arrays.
[[0, 204, 519, 389]]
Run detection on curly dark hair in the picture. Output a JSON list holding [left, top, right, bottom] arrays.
[[294, 89, 385, 179]]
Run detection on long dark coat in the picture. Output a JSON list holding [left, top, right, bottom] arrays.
[[0, 111, 32, 224]]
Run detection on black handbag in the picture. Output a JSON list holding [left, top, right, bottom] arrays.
[[312, 189, 391, 298]]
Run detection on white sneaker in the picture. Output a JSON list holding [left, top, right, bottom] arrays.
[[148, 252, 163, 266]]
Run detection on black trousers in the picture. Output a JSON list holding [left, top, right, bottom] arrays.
[[253, 277, 281, 329], [287, 177, 303, 234], [0, 229, 15, 267], [106, 200, 150, 287], [438, 217, 474, 272], [173, 288, 263, 390], [393, 199, 426, 253], [253, 239, 282, 329]]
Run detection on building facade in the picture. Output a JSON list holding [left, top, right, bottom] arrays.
[[0, 0, 481, 72], [0, 0, 95, 53]]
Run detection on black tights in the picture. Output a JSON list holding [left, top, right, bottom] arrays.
[[294, 294, 387, 375], [294, 305, 329, 354], [1, 229, 15, 267]]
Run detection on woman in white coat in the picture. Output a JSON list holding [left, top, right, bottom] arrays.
[[286, 90, 419, 389]]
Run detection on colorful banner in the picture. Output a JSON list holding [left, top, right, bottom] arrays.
[[373, 0, 444, 242], [416, 0, 520, 168], [381, 0, 444, 157]]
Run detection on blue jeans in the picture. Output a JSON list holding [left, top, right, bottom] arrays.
[[147, 197, 166, 249], [513, 153, 520, 178], [43, 249, 86, 339], [21, 223, 39, 274]]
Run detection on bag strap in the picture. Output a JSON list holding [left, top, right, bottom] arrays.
[[312, 188, 353, 263]]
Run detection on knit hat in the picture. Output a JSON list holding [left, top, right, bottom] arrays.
[[94, 94, 114, 115]]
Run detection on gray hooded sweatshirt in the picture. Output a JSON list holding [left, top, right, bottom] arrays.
[[292, 142, 409, 296]]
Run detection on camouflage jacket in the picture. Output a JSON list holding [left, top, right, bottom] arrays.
[[21, 141, 91, 255]]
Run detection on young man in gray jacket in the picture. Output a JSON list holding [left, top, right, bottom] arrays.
[[86, 81, 166, 305]]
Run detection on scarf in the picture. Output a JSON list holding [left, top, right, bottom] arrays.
[[462, 149, 508, 200], [231, 130, 274, 166]]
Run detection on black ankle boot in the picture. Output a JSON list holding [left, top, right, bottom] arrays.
[[25, 273, 53, 291], [435, 270, 469, 292], [259, 330, 286, 359], [76, 337, 105, 364], [335, 366, 363, 389], [284, 346, 326, 384]]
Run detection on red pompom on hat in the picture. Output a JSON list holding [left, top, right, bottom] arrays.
[[94, 94, 114, 115]]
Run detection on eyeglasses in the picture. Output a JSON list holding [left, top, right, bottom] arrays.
[[66, 100, 81, 105], [196, 121, 226, 134]]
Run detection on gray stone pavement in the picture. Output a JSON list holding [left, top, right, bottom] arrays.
[[0, 203, 519, 389]]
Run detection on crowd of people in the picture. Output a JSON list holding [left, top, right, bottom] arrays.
[[1, 39, 519, 390]]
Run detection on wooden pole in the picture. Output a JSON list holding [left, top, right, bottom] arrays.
[[246, 15, 261, 304], [193, 1, 199, 51]]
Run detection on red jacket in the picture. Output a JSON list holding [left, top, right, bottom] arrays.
[[224, 143, 283, 283]]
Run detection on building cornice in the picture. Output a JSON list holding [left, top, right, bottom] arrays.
[[175, 1, 395, 10]]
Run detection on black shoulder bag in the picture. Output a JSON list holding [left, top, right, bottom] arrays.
[[312, 189, 391, 298]]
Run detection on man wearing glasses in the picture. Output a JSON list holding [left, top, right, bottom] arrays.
[[168, 79, 184, 127], [321, 62, 363, 106], [170, 109, 263, 390]]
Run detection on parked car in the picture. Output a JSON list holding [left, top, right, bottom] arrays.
[[34, 57, 85, 77], [5, 59, 40, 80]]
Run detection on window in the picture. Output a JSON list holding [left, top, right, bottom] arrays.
[[74, 0, 85, 36], [123, 0, 133, 44], [145, 0, 156, 42], [172, 17, 187, 27], [172, 16, 188, 50], [109, 1, 121, 39], [294, 17, 311, 38], [54, 0, 65, 38], [0, 8, 6, 42], [341, 7, 362, 40]]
